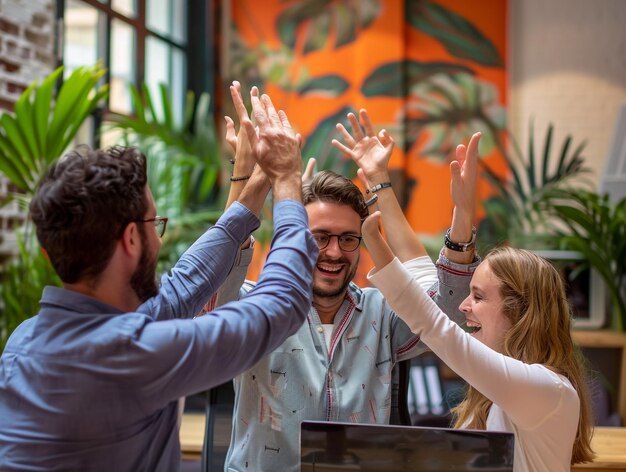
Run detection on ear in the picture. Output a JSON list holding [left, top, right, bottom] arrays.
[[119, 222, 142, 260]]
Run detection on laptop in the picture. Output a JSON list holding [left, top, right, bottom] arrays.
[[300, 420, 514, 471]]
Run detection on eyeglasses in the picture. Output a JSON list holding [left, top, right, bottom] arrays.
[[312, 232, 362, 252], [138, 216, 169, 238]]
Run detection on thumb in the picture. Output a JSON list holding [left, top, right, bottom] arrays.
[[303, 157, 316, 181], [361, 211, 382, 239]]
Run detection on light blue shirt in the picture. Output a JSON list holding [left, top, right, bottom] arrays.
[[219, 248, 479, 471], [0, 200, 318, 471]]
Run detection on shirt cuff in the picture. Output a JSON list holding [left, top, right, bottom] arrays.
[[368, 257, 413, 296], [273, 200, 308, 228], [436, 247, 481, 287], [218, 201, 261, 245]]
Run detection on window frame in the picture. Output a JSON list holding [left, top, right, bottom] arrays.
[[55, 0, 214, 145]]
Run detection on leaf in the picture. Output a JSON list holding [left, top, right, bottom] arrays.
[[276, 0, 332, 49], [297, 75, 350, 97], [32, 68, 62, 159], [13, 83, 39, 163], [47, 65, 107, 158], [0, 114, 33, 189], [302, 106, 357, 176], [303, 12, 330, 54], [277, 0, 380, 53], [406, 0, 503, 67], [334, 2, 357, 48], [361, 60, 474, 97], [0, 135, 30, 191], [159, 84, 174, 130]]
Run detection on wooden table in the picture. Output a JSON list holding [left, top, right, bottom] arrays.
[[180, 414, 626, 470], [180, 414, 205, 459]]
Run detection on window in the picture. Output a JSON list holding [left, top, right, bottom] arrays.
[[59, 0, 198, 146]]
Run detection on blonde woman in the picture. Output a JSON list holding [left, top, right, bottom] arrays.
[[361, 212, 595, 470]]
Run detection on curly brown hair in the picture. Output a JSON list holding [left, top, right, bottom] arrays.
[[30, 146, 148, 284]]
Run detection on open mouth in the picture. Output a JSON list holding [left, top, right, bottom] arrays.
[[463, 320, 482, 334], [317, 262, 343, 275]]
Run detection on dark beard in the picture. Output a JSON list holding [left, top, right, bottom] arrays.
[[130, 227, 159, 303], [312, 256, 359, 299]]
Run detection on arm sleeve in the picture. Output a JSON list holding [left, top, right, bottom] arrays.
[[137, 202, 259, 321], [212, 239, 255, 309], [128, 200, 318, 407], [371, 257, 572, 430], [392, 253, 479, 361]]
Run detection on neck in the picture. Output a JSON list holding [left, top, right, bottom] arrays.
[[64, 273, 140, 313], [312, 292, 346, 324]]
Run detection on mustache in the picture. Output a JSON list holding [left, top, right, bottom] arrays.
[[316, 256, 350, 265]]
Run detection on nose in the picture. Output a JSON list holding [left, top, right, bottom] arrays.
[[459, 295, 471, 314], [323, 236, 343, 257]]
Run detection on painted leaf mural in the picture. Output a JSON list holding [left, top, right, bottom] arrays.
[[276, 0, 381, 53], [226, 0, 506, 282], [302, 106, 359, 178], [361, 60, 474, 98], [403, 73, 505, 161], [406, 0, 503, 67], [298, 75, 350, 97]]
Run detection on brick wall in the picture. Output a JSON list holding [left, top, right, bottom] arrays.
[[0, 0, 55, 259]]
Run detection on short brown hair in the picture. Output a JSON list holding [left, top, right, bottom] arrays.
[[302, 170, 368, 220]]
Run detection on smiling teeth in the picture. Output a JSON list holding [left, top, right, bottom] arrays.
[[318, 263, 342, 273], [463, 320, 482, 334]]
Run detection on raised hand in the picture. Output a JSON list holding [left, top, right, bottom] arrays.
[[450, 132, 480, 225], [361, 211, 394, 269], [243, 87, 302, 201], [331, 109, 394, 184], [444, 132, 481, 264], [302, 157, 316, 184], [225, 81, 256, 176], [334, 107, 426, 262]]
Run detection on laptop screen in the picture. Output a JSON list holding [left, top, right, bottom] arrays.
[[301, 420, 514, 471]]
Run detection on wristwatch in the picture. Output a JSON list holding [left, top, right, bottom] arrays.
[[444, 227, 476, 252]]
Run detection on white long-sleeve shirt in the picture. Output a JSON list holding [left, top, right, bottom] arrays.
[[369, 257, 580, 472]]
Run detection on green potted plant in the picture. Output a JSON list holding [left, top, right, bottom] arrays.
[[0, 64, 108, 350], [551, 190, 626, 332], [479, 121, 593, 252]]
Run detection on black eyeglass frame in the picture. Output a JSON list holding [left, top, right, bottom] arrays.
[[137, 216, 169, 238], [312, 232, 362, 252]]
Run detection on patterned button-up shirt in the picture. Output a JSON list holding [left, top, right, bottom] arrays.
[[216, 249, 479, 471]]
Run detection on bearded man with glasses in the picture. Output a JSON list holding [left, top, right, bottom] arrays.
[[213, 86, 482, 472], [0, 86, 318, 471]]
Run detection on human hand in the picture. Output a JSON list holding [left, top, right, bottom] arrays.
[[332, 109, 394, 184], [302, 157, 316, 184], [243, 87, 301, 199], [450, 132, 480, 234], [225, 81, 256, 176], [361, 211, 394, 269]]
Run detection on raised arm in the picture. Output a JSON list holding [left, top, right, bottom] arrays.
[[332, 109, 427, 262], [224, 80, 271, 220], [444, 132, 481, 264], [363, 217, 572, 431]]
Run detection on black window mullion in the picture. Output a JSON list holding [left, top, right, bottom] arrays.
[[135, 0, 146, 90]]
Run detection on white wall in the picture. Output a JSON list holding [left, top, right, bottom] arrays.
[[508, 0, 626, 188]]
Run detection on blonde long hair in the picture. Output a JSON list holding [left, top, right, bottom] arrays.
[[451, 246, 594, 464]]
